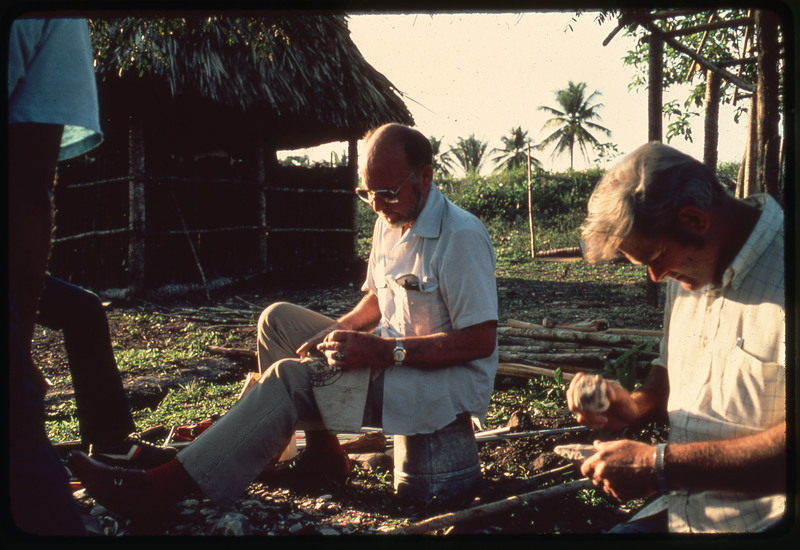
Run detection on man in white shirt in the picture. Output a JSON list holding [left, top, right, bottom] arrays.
[[69, 123, 499, 517], [568, 142, 786, 533]]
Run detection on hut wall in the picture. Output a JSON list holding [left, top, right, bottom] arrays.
[[264, 165, 357, 273], [49, 126, 357, 295]]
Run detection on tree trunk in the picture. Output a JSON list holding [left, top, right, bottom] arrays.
[[648, 36, 664, 143], [739, 93, 760, 198], [755, 9, 782, 204], [703, 69, 721, 170], [646, 35, 664, 307]]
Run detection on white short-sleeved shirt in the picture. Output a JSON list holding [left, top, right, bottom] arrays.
[[644, 194, 786, 533], [8, 18, 102, 159], [363, 184, 498, 435]]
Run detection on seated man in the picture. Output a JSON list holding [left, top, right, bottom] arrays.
[[37, 275, 176, 468], [68, 122, 499, 518], [568, 142, 785, 533]]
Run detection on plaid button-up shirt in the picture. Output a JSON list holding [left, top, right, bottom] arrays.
[[649, 194, 786, 533]]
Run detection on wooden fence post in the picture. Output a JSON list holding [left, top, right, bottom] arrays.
[[256, 126, 269, 272], [128, 114, 146, 296], [348, 137, 359, 262]]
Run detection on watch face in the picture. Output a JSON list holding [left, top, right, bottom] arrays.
[[393, 348, 405, 363]]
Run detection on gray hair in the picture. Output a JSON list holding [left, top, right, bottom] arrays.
[[581, 142, 730, 263]]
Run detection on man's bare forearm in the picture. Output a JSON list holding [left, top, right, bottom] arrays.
[[665, 422, 786, 495], [336, 292, 381, 332], [630, 364, 669, 424], [399, 320, 497, 369]]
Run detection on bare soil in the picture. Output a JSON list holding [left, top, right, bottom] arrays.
[[33, 260, 666, 536]]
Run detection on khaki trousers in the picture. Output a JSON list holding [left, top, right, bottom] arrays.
[[178, 302, 381, 509]]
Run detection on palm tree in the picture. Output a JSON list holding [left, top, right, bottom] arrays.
[[537, 81, 612, 169], [449, 134, 488, 175], [429, 136, 455, 175], [490, 126, 542, 173]]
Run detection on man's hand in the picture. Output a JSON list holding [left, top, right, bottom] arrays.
[[566, 372, 640, 431], [581, 439, 657, 502], [295, 323, 340, 359], [315, 330, 389, 370]]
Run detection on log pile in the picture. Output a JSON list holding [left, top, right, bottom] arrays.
[[497, 319, 662, 382]]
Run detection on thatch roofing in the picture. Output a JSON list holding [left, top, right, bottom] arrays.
[[89, 14, 414, 150]]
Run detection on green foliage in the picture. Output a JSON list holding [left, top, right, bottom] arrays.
[[486, 377, 570, 427], [448, 134, 489, 175], [597, 342, 654, 393], [537, 81, 612, 169], [716, 160, 740, 192], [491, 126, 542, 173], [45, 379, 241, 443], [617, 9, 767, 142], [429, 136, 456, 175], [444, 166, 604, 232]]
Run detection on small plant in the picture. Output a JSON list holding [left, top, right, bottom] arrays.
[[598, 342, 654, 393]]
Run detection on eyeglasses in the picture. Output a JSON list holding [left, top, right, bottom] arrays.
[[356, 166, 420, 204]]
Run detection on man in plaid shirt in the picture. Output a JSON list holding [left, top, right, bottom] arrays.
[[569, 142, 785, 533]]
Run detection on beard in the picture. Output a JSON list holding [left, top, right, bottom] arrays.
[[381, 180, 424, 229]]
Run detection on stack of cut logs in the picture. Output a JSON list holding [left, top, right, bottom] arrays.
[[497, 318, 663, 382]]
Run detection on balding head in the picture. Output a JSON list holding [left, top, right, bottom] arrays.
[[359, 123, 434, 231], [363, 123, 432, 176]]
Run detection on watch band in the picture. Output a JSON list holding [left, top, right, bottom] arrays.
[[654, 443, 669, 494], [393, 339, 406, 365]]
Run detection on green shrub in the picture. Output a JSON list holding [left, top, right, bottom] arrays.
[[356, 167, 605, 260], [440, 167, 603, 240]]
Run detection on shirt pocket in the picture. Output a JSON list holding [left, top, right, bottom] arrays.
[[713, 345, 784, 431], [395, 273, 447, 336]]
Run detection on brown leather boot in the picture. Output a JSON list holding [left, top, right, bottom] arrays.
[[257, 431, 351, 488]]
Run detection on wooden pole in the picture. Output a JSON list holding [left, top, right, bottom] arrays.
[[527, 143, 535, 258], [389, 478, 593, 535], [128, 114, 146, 296], [256, 124, 268, 272], [348, 137, 359, 263]]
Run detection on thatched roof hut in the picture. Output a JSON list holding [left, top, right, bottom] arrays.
[[51, 14, 414, 295], [89, 14, 414, 152]]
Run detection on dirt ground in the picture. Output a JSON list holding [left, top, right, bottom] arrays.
[[33, 261, 667, 536]]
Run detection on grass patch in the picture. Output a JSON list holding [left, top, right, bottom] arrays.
[[46, 379, 241, 442]]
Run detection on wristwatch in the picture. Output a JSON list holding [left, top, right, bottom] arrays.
[[392, 339, 406, 365]]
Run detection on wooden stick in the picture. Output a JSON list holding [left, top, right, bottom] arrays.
[[207, 345, 256, 358], [508, 319, 662, 338], [499, 350, 609, 365], [497, 362, 581, 381], [500, 325, 658, 348], [389, 478, 594, 535]]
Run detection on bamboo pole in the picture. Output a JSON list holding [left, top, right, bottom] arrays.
[[388, 478, 594, 535]]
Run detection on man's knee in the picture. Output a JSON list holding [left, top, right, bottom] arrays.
[[263, 358, 320, 420], [258, 301, 295, 332], [266, 358, 311, 391]]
